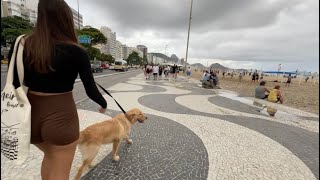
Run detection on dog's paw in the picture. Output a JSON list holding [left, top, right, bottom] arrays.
[[127, 139, 133, 144], [89, 162, 97, 168], [113, 156, 120, 161]]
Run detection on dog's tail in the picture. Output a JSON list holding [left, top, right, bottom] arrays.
[[78, 132, 85, 144]]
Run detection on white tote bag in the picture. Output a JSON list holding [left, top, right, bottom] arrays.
[[1, 35, 31, 165]]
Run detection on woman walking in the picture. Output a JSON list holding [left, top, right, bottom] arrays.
[[8, 0, 107, 179]]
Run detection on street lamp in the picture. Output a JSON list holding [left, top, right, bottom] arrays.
[[77, 0, 80, 30], [185, 0, 193, 71]]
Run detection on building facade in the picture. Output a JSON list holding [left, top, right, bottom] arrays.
[[2, 0, 37, 23], [136, 45, 148, 60], [100, 26, 117, 58], [122, 44, 129, 60], [115, 40, 123, 60], [128, 47, 143, 59], [70, 6, 83, 30]]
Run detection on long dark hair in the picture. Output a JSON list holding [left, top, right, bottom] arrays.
[[25, 0, 79, 73]]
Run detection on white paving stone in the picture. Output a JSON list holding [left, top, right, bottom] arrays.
[[107, 83, 143, 91], [1, 110, 112, 180], [102, 86, 316, 180]]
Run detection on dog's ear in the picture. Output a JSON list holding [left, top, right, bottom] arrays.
[[126, 111, 136, 122]]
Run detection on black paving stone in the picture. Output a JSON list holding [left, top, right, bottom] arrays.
[[81, 112, 209, 180], [208, 96, 263, 115], [77, 78, 319, 180]]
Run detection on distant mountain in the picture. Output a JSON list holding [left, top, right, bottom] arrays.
[[170, 54, 179, 63], [209, 63, 228, 71], [190, 63, 206, 69], [149, 53, 182, 64]]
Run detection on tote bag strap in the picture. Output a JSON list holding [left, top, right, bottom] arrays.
[[6, 35, 25, 85], [16, 36, 26, 86]]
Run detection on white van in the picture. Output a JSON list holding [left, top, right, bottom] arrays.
[[114, 59, 128, 71]]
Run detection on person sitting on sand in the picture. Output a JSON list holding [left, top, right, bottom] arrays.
[[209, 72, 219, 87], [267, 85, 284, 104], [255, 81, 270, 99]]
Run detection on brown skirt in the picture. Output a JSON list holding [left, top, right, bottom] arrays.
[[27, 92, 79, 145]]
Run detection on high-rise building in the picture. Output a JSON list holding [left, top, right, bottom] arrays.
[[70, 6, 83, 30], [122, 44, 129, 60], [2, 0, 83, 29], [115, 40, 123, 60], [136, 45, 148, 60], [2, 0, 37, 23], [128, 47, 143, 58], [100, 26, 117, 58]]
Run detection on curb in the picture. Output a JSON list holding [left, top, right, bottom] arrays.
[[74, 70, 135, 83]]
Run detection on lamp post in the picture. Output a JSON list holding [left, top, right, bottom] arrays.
[[184, 0, 193, 72], [77, 0, 80, 30]]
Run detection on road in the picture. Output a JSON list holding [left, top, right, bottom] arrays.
[[1, 64, 140, 92]]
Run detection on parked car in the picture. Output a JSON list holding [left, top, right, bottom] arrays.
[[109, 65, 115, 70], [100, 63, 109, 69], [91, 61, 103, 73]]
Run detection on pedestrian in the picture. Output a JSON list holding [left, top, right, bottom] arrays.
[[7, 0, 107, 179], [286, 74, 292, 87], [171, 64, 176, 79], [186, 67, 191, 79], [164, 66, 169, 78], [152, 64, 159, 80], [238, 73, 243, 82], [252, 70, 258, 83], [146, 64, 151, 79], [143, 63, 147, 79], [159, 66, 163, 78], [222, 71, 225, 78], [305, 76, 310, 83], [175, 65, 179, 79]]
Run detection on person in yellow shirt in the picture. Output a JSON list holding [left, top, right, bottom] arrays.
[[267, 85, 284, 104]]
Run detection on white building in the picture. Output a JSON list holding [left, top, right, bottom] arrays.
[[136, 45, 148, 59], [122, 44, 129, 60], [2, 0, 37, 23], [70, 6, 83, 29], [128, 47, 143, 59], [115, 40, 123, 60], [100, 26, 117, 58], [92, 44, 108, 54]]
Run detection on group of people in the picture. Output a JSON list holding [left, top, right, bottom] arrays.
[[255, 81, 284, 104], [201, 70, 219, 88], [143, 64, 179, 80]]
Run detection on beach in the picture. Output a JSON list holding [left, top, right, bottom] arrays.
[[184, 70, 319, 114]]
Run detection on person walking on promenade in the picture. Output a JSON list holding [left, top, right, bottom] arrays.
[[7, 0, 107, 179]]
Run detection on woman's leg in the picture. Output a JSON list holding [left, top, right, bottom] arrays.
[[40, 141, 78, 180], [34, 143, 50, 180]]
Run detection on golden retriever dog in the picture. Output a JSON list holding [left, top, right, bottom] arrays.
[[74, 108, 147, 180]]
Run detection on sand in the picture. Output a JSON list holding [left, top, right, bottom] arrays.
[[183, 70, 319, 114]]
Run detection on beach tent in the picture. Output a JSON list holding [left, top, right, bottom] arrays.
[[262, 71, 297, 75]]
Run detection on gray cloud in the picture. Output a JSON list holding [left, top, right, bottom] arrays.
[[66, 0, 319, 72]]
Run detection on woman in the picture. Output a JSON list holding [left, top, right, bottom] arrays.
[[267, 85, 284, 104], [186, 67, 191, 79], [8, 1, 107, 179]]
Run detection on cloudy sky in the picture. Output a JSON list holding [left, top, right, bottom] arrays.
[[65, 0, 319, 72]]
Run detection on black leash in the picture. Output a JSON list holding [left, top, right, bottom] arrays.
[[95, 82, 127, 114]]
